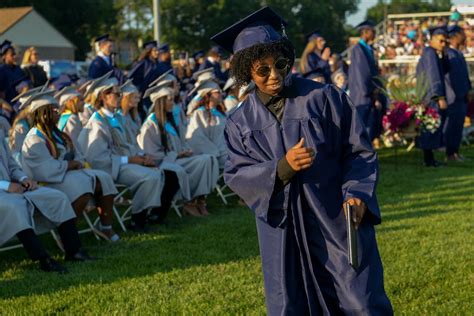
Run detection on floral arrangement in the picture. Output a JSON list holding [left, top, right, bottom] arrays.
[[377, 74, 441, 148]]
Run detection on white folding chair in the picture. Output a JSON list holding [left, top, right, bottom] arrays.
[[0, 228, 64, 253], [113, 184, 133, 229], [214, 171, 236, 205]]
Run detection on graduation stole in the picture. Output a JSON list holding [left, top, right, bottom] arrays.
[[36, 126, 71, 159], [97, 109, 129, 156], [58, 110, 73, 132]]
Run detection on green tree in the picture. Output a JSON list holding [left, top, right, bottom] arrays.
[[367, 0, 452, 24], [156, 0, 359, 56]]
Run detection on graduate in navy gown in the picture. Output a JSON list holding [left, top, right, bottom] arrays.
[[444, 25, 471, 162], [198, 46, 227, 84], [299, 31, 332, 84], [88, 34, 115, 79], [348, 21, 387, 146], [213, 6, 392, 315], [0, 40, 27, 104], [128, 41, 161, 93], [156, 43, 173, 76], [416, 26, 449, 167]]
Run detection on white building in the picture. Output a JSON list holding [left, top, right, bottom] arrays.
[[0, 6, 75, 60]]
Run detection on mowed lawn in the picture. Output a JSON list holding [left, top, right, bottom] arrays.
[[0, 145, 473, 314]]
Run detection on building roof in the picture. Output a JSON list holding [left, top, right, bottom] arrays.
[[0, 6, 33, 34]]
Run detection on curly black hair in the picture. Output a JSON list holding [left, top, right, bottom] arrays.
[[230, 38, 295, 87]]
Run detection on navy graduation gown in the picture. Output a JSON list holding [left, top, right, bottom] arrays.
[[199, 59, 227, 83], [128, 58, 161, 93], [444, 47, 471, 153], [305, 52, 332, 84], [348, 42, 386, 141], [224, 75, 392, 315], [0, 64, 26, 103], [88, 56, 114, 79], [415, 47, 446, 150]]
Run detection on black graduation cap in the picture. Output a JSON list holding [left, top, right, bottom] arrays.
[[158, 43, 170, 53], [94, 34, 112, 43], [142, 40, 158, 50], [305, 30, 322, 42], [210, 6, 288, 54], [13, 75, 32, 93], [0, 40, 13, 55], [178, 51, 187, 59], [192, 50, 205, 59], [447, 25, 463, 36], [355, 20, 376, 32], [429, 25, 447, 37]]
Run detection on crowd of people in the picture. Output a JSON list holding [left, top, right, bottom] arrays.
[[377, 11, 474, 58], [0, 8, 472, 274]]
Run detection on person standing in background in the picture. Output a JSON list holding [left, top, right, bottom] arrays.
[[88, 34, 114, 79], [21, 47, 48, 87], [444, 25, 471, 162], [416, 26, 449, 167], [348, 21, 387, 149], [299, 31, 332, 83]]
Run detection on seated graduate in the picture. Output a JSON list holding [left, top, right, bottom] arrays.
[[20, 90, 120, 241], [8, 87, 44, 162], [138, 83, 219, 217], [78, 79, 96, 126], [0, 129, 93, 273], [213, 6, 392, 315], [222, 77, 240, 112], [77, 73, 179, 231], [185, 80, 227, 168], [56, 86, 85, 149], [117, 80, 142, 146], [185, 67, 216, 116]]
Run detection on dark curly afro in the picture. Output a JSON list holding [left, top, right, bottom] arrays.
[[230, 38, 295, 87]]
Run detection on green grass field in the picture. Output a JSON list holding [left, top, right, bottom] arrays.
[[0, 145, 473, 315]]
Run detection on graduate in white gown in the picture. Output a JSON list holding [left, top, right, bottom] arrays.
[[56, 86, 85, 150], [78, 80, 96, 126], [0, 128, 94, 273], [138, 83, 219, 216], [117, 80, 142, 147], [77, 72, 179, 231], [20, 90, 121, 241], [185, 80, 227, 168]]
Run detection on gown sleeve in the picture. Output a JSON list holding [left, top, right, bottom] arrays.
[[21, 134, 68, 183], [336, 88, 381, 224], [224, 117, 284, 226]]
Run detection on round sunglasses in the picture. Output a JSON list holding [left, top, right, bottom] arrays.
[[254, 57, 290, 78]]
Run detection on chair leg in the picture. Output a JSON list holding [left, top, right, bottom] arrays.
[[50, 230, 65, 253], [172, 200, 182, 218]]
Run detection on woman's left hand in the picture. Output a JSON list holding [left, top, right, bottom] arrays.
[[343, 198, 366, 229], [21, 179, 38, 191]]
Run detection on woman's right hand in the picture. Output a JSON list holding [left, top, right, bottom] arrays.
[[285, 138, 315, 171], [128, 156, 145, 165], [8, 182, 26, 194], [67, 160, 83, 171]]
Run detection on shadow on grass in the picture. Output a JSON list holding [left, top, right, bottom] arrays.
[[0, 195, 261, 300]]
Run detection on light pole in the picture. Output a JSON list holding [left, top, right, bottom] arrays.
[[153, 0, 160, 44]]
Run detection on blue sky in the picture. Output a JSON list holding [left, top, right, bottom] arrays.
[[347, 0, 468, 26]]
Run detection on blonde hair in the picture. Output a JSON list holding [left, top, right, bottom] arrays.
[[63, 97, 81, 114], [120, 93, 139, 121], [299, 40, 318, 74], [21, 47, 37, 66]]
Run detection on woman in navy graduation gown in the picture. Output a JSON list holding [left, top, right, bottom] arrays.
[[444, 25, 471, 161], [213, 6, 392, 315]]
